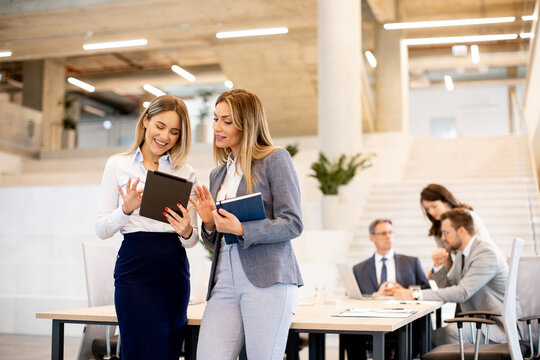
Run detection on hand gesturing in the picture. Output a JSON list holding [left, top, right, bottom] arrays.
[[119, 177, 143, 215], [189, 185, 217, 231]]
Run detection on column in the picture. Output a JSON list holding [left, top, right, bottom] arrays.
[[23, 58, 66, 149], [375, 25, 409, 132], [318, 0, 362, 159]]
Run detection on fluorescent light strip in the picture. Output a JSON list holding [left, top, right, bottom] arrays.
[[522, 14, 538, 21], [216, 27, 288, 39], [520, 33, 535, 39], [143, 84, 166, 97], [444, 75, 454, 91], [171, 65, 196, 82], [384, 16, 515, 30], [0, 51, 12, 57], [67, 77, 95, 92], [403, 33, 518, 46], [471, 45, 480, 64], [364, 51, 377, 68], [83, 38, 147, 50]]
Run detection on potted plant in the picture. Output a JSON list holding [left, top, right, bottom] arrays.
[[285, 143, 299, 157], [59, 95, 78, 149], [310, 152, 374, 229], [195, 90, 214, 143]]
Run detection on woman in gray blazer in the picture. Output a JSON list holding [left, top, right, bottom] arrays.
[[190, 89, 303, 360]]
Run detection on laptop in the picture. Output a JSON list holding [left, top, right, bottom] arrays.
[[139, 170, 194, 223], [335, 263, 393, 300]]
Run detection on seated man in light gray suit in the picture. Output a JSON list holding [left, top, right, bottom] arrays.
[[394, 208, 515, 346]]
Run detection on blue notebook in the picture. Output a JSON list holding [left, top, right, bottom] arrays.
[[216, 192, 266, 244]]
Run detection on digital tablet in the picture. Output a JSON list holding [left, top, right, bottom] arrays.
[[139, 170, 194, 224]]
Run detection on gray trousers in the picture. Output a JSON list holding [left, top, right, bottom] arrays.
[[196, 243, 298, 360]]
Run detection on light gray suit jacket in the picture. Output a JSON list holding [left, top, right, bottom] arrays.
[[202, 148, 304, 300], [423, 237, 518, 343]]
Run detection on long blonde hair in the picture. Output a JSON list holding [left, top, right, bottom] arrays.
[[126, 95, 192, 168], [213, 89, 277, 193]]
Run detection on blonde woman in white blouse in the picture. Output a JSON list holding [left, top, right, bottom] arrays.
[[96, 95, 198, 360]]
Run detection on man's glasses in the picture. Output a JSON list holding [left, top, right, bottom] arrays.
[[374, 231, 393, 236]]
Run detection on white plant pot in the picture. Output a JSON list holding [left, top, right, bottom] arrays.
[[61, 129, 76, 149], [321, 194, 340, 230], [195, 123, 211, 143]]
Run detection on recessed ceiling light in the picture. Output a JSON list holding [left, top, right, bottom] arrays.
[[451, 45, 468, 56], [171, 65, 196, 82], [0, 51, 13, 58], [67, 77, 95, 92], [143, 101, 151, 108], [83, 38, 148, 50], [364, 51, 377, 67], [224, 80, 234, 89], [143, 84, 166, 97], [403, 34, 518, 46], [216, 27, 288, 39], [103, 120, 112, 130], [384, 17, 515, 30]]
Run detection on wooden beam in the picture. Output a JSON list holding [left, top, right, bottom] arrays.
[[366, 0, 396, 22]]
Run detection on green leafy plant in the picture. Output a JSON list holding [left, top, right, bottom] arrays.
[[58, 95, 77, 130], [285, 143, 299, 157], [197, 90, 214, 125], [199, 239, 214, 260], [310, 152, 374, 195]]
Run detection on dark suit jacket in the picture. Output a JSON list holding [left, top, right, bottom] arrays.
[[352, 253, 430, 295]]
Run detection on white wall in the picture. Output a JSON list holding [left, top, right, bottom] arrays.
[[410, 85, 510, 137]]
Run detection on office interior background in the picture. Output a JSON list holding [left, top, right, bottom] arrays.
[[1, 0, 540, 357]]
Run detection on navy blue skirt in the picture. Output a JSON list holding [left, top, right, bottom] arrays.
[[114, 232, 190, 360]]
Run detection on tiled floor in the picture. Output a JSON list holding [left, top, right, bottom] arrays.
[[0, 333, 339, 360]]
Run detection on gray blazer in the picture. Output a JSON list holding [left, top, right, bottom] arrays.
[[202, 148, 304, 300], [423, 237, 517, 343]]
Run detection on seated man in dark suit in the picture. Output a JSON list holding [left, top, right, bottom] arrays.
[[343, 218, 430, 359], [353, 219, 430, 295]]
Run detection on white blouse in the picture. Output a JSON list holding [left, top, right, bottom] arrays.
[[95, 148, 199, 248]]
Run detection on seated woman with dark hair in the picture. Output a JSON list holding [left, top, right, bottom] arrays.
[[420, 183, 492, 270]]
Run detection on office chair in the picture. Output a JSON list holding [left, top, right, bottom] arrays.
[[516, 256, 540, 358], [77, 242, 121, 360], [422, 238, 524, 360]]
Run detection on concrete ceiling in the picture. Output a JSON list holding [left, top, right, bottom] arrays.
[[0, 0, 536, 136]]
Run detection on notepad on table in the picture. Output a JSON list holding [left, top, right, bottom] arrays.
[[216, 192, 265, 244], [335, 308, 417, 318]]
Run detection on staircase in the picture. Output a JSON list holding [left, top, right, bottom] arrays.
[[350, 135, 540, 269]]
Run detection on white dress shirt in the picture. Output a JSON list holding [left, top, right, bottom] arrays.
[[95, 148, 199, 248], [208, 156, 244, 247], [374, 249, 396, 285], [216, 156, 243, 203]]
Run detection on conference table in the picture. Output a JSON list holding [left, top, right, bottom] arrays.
[[36, 297, 441, 360]]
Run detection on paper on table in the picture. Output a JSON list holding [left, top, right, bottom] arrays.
[[335, 307, 417, 318]]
